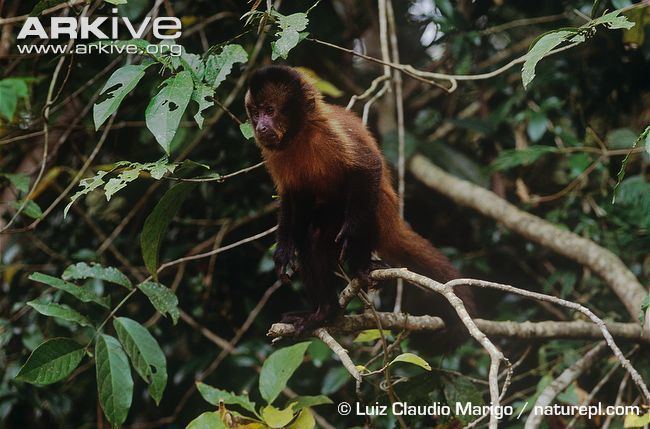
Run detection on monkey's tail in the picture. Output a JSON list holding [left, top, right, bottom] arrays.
[[378, 215, 477, 351]]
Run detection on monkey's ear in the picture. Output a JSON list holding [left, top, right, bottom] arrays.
[[305, 96, 316, 112]]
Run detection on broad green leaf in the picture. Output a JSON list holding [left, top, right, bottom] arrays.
[[186, 411, 226, 429], [138, 282, 179, 324], [113, 317, 167, 404], [95, 334, 133, 427], [607, 128, 638, 149], [0, 78, 29, 121], [624, 412, 650, 428], [29, 272, 110, 308], [196, 382, 258, 416], [389, 353, 431, 371], [353, 329, 390, 343], [204, 44, 248, 89], [490, 146, 558, 171], [286, 395, 332, 412], [65, 170, 108, 218], [239, 121, 254, 140], [443, 376, 485, 425], [27, 301, 92, 327], [1, 173, 30, 193], [190, 84, 214, 129], [145, 71, 193, 154], [261, 405, 295, 428], [259, 341, 310, 404], [287, 410, 315, 429], [522, 30, 577, 89], [295, 67, 343, 97], [63, 262, 132, 290], [321, 366, 350, 395], [271, 13, 309, 60], [16, 338, 84, 385], [141, 182, 195, 277], [94, 64, 148, 130], [11, 200, 42, 219]]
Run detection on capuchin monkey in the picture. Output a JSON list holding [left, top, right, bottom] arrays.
[[245, 65, 476, 345]]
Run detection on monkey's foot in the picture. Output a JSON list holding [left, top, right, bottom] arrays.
[[281, 308, 340, 336]]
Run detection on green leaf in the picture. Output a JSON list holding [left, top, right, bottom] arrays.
[[27, 301, 92, 327], [589, 9, 635, 30], [389, 353, 431, 371], [96, 334, 133, 427], [104, 0, 128, 4], [613, 127, 650, 202], [113, 317, 167, 405], [624, 412, 650, 428], [104, 164, 146, 200], [286, 395, 332, 412], [527, 112, 548, 142], [522, 30, 577, 89], [271, 13, 309, 60], [607, 128, 638, 149], [0, 78, 29, 121], [443, 376, 485, 424], [239, 121, 254, 140], [65, 170, 109, 218], [29, 272, 110, 308], [490, 146, 558, 171], [16, 338, 84, 385], [203, 44, 248, 89], [63, 262, 132, 290], [94, 64, 149, 130], [321, 366, 350, 395], [259, 341, 310, 404], [1, 173, 30, 193], [196, 382, 258, 416], [190, 84, 214, 129], [141, 182, 194, 277], [11, 200, 42, 219], [261, 405, 295, 428], [353, 329, 391, 343], [145, 71, 194, 154], [186, 412, 226, 429], [287, 410, 315, 429], [138, 282, 179, 324]]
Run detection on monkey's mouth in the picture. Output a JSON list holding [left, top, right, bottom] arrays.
[[257, 131, 283, 149]]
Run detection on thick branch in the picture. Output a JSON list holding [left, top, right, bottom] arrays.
[[268, 314, 647, 342], [409, 154, 646, 320]]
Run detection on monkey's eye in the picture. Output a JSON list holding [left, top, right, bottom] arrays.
[[250, 109, 259, 119], [265, 106, 275, 116]]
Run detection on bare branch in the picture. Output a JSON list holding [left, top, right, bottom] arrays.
[[409, 154, 647, 320], [525, 342, 608, 429]]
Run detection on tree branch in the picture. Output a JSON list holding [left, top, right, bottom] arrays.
[[409, 154, 647, 320]]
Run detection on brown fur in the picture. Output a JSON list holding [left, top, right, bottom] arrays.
[[246, 65, 476, 342]]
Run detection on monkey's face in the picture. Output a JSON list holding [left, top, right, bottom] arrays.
[[244, 89, 289, 150]]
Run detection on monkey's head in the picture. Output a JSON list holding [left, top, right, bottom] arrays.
[[245, 65, 317, 150]]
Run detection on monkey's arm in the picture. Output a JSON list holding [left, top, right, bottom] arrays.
[[337, 158, 382, 277], [274, 191, 311, 280]]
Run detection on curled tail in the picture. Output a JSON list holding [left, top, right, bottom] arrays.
[[378, 213, 477, 351]]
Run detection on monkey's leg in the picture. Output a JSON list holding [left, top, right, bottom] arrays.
[[288, 225, 341, 335]]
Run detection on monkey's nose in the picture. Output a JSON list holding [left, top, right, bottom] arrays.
[[257, 125, 268, 133]]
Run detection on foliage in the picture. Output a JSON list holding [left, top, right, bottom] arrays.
[[192, 342, 331, 429], [2, 0, 649, 428]]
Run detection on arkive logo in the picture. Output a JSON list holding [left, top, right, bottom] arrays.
[[15, 9, 182, 56]]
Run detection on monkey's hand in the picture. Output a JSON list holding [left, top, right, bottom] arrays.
[[273, 242, 295, 284]]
